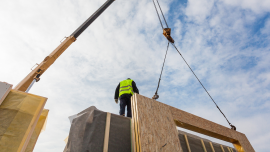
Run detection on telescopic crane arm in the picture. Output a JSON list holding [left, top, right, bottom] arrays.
[[14, 0, 115, 92]]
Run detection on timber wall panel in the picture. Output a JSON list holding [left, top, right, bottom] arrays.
[[132, 94, 182, 152], [132, 94, 254, 152]]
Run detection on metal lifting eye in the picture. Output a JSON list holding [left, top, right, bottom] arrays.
[[152, 93, 159, 100], [231, 125, 236, 131]]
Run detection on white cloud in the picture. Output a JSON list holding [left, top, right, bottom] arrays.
[[185, 0, 215, 22], [221, 0, 270, 14]]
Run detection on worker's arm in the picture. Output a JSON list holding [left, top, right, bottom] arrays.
[[132, 81, 139, 94], [114, 83, 120, 99]]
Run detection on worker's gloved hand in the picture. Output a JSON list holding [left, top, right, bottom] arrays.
[[115, 99, 118, 104]]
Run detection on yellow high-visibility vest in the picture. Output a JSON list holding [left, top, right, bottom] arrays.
[[119, 79, 133, 97]]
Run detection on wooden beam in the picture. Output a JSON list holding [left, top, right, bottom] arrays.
[[130, 119, 136, 152], [184, 134, 191, 152], [227, 146, 233, 152], [103, 112, 111, 152], [209, 142, 215, 152], [170, 106, 255, 152], [220, 145, 225, 152], [201, 139, 207, 152], [131, 94, 141, 152]]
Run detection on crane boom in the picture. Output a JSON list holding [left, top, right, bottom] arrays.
[[14, 0, 115, 92]]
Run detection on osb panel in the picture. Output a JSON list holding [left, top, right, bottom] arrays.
[[133, 94, 182, 152], [131, 94, 141, 152], [170, 106, 255, 152]]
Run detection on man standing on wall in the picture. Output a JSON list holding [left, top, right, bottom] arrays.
[[114, 78, 139, 118]]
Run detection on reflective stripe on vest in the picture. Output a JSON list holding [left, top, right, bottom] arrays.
[[119, 79, 133, 97]]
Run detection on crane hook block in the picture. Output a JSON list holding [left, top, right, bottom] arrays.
[[163, 28, 174, 43]]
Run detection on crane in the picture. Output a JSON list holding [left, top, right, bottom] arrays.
[[14, 0, 115, 92], [13, 0, 236, 131]]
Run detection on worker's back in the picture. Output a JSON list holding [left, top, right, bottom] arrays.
[[114, 78, 139, 117]]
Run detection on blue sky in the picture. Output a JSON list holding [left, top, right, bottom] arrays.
[[0, 0, 270, 151]]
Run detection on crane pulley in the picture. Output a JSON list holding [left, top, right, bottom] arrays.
[[163, 28, 174, 43]]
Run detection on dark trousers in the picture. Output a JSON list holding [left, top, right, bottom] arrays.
[[119, 94, 132, 118]]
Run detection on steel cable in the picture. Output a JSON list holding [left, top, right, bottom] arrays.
[[151, 0, 236, 130], [171, 42, 236, 130], [154, 41, 170, 97], [152, 0, 164, 29], [156, 0, 169, 28]]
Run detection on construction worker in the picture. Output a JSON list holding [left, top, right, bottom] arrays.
[[114, 78, 139, 118]]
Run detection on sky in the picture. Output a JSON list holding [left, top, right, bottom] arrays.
[[0, 0, 269, 151]]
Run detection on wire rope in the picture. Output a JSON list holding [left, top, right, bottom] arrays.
[[151, 0, 236, 130], [170, 42, 236, 130], [156, 0, 169, 28], [153, 41, 170, 99], [152, 0, 164, 29]]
